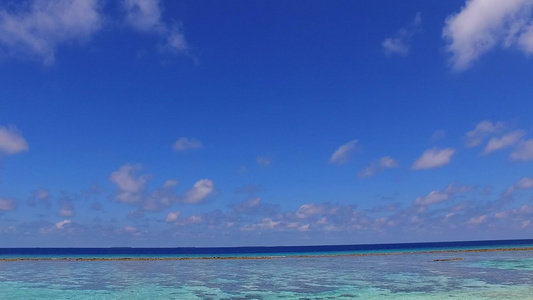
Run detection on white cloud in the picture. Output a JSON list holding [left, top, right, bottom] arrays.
[[358, 156, 399, 178], [510, 139, 533, 161], [330, 140, 358, 165], [123, 0, 163, 33], [516, 177, 533, 189], [296, 204, 325, 219], [55, 219, 71, 229], [382, 12, 421, 56], [505, 177, 533, 196], [414, 191, 450, 206], [412, 147, 456, 170], [483, 130, 525, 154], [467, 215, 488, 224], [0, 198, 15, 210], [0, 0, 102, 64], [165, 211, 180, 223], [122, 0, 188, 52], [443, 0, 533, 71], [241, 218, 280, 231], [173, 137, 203, 151], [414, 183, 474, 206], [464, 120, 505, 147], [183, 179, 214, 204], [0, 126, 29, 155], [109, 164, 149, 203]]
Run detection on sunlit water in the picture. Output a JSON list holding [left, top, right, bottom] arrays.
[[1, 250, 533, 299]]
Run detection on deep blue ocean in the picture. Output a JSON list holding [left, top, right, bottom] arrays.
[[2, 238, 532, 257]]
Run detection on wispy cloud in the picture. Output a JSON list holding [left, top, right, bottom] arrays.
[[0, 197, 15, 211], [431, 130, 446, 142], [412, 147, 456, 170], [0, 126, 29, 155], [358, 156, 399, 178], [443, 0, 533, 71], [28, 189, 51, 208], [414, 183, 474, 206], [505, 177, 533, 197], [330, 140, 358, 165], [464, 120, 505, 147], [483, 130, 525, 154], [58, 195, 75, 217], [0, 0, 102, 64], [256, 156, 272, 167], [122, 0, 188, 52], [173, 137, 203, 152], [510, 139, 533, 161], [382, 12, 421, 57]]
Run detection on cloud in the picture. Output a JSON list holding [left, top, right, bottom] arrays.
[[412, 147, 456, 170], [233, 197, 261, 212], [443, 0, 533, 71], [122, 0, 188, 52], [516, 177, 533, 189], [0, 0, 102, 64], [358, 156, 399, 178], [464, 120, 505, 147], [58, 196, 74, 217], [382, 12, 421, 56], [183, 179, 214, 204], [505, 177, 533, 197], [109, 164, 149, 203], [510, 139, 533, 161], [165, 211, 180, 223], [143, 179, 179, 210], [28, 189, 51, 208], [173, 137, 203, 152], [231, 197, 280, 216], [483, 130, 526, 154], [122, 0, 163, 33], [110, 164, 214, 210], [330, 140, 358, 165], [124, 226, 138, 233], [241, 218, 281, 231], [256, 156, 272, 166], [55, 219, 71, 229], [0, 197, 15, 211], [296, 204, 325, 219], [414, 183, 474, 206], [0, 126, 29, 155], [467, 215, 488, 225]]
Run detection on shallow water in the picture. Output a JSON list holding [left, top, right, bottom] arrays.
[[1, 250, 532, 299]]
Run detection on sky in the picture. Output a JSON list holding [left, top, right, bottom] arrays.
[[1, 0, 533, 247]]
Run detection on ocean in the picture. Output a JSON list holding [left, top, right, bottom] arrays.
[[1, 239, 532, 299]]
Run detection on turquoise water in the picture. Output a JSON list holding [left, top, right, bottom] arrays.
[[1, 250, 532, 299]]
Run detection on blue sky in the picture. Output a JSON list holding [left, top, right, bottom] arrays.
[[1, 0, 533, 247]]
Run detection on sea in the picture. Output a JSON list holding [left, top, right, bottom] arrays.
[[1, 239, 532, 299]]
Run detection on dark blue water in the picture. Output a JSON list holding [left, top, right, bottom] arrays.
[[1, 239, 532, 257]]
